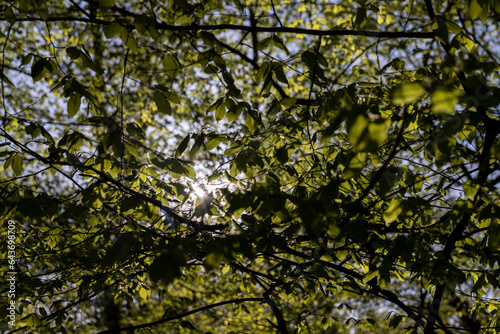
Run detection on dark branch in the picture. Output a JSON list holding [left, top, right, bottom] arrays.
[[96, 297, 265, 333], [422, 2, 500, 332], [3, 16, 435, 39]]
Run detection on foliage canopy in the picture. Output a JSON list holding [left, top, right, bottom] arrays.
[[1, 0, 500, 333]]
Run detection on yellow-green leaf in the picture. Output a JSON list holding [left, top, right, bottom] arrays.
[[120, 27, 137, 52], [163, 53, 181, 78], [391, 82, 426, 105], [431, 86, 461, 115], [245, 112, 256, 134], [67, 94, 81, 117], [383, 198, 403, 224], [463, 180, 479, 200], [222, 263, 231, 274], [469, 0, 482, 20], [342, 152, 367, 179]]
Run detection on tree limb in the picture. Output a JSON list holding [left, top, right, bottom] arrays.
[[97, 297, 265, 333], [3, 16, 435, 39]]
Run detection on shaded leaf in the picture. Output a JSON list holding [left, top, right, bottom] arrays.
[[0, 70, 15, 87], [153, 91, 172, 115], [104, 22, 121, 38], [11, 154, 23, 176], [163, 53, 182, 78], [175, 134, 190, 157]]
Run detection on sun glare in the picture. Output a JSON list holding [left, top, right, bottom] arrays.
[[191, 182, 206, 198]]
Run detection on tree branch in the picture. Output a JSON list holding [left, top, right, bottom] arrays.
[[3, 16, 435, 39], [264, 299, 289, 334], [97, 297, 264, 333], [422, 0, 500, 332]]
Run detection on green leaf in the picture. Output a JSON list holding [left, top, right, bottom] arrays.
[[389, 314, 403, 328], [255, 62, 271, 82], [11, 154, 22, 176], [67, 94, 81, 118], [104, 22, 121, 38], [4, 6, 16, 24], [80, 53, 101, 73], [375, 167, 400, 197], [152, 91, 172, 115], [487, 219, 500, 251], [272, 34, 289, 54], [125, 122, 145, 138], [226, 104, 243, 122], [355, 7, 367, 29], [445, 21, 463, 34], [391, 82, 426, 105], [124, 142, 139, 157], [301, 50, 317, 68], [26, 314, 42, 327], [281, 97, 296, 108], [25, 123, 41, 139], [164, 91, 181, 104], [66, 92, 83, 115], [433, 19, 449, 44], [215, 100, 226, 121], [204, 252, 224, 269], [431, 86, 461, 115], [163, 53, 181, 78], [20, 54, 33, 67], [4, 155, 13, 169], [189, 134, 205, 158], [383, 198, 403, 224], [274, 64, 289, 86], [245, 111, 257, 134], [149, 250, 188, 283], [180, 320, 198, 331], [346, 115, 368, 150], [175, 134, 190, 157], [222, 262, 231, 274], [138, 285, 150, 300], [342, 152, 367, 179], [469, 0, 482, 20], [224, 142, 242, 155], [363, 270, 380, 283], [66, 47, 81, 60], [58, 131, 86, 151], [463, 180, 479, 200], [257, 36, 273, 50], [31, 58, 46, 82], [99, 0, 114, 8], [168, 159, 195, 178], [0, 70, 15, 87], [120, 27, 137, 52]]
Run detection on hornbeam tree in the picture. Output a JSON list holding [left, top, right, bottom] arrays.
[[1, 0, 500, 333]]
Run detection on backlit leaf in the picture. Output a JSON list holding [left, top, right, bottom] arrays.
[[67, 94, 81, 117], [431, 86, 461, 115], [383, 198, 404, 224], [391, 82, 426, 105]]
